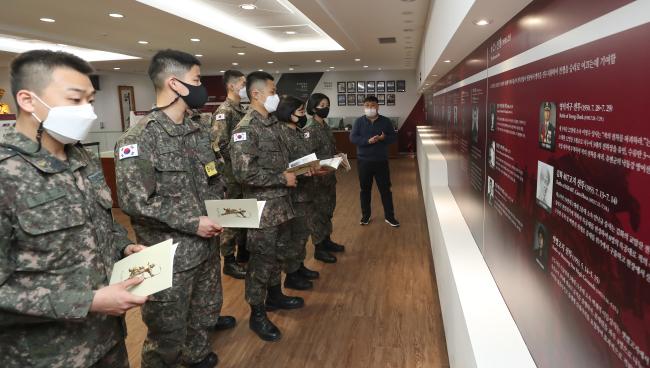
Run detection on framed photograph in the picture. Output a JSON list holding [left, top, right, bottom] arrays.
[[347, 94, 356, 106], [337, 94, 346, 106], [337, 82, 346, 94], [396, 80, 406, 92], [366, 81, 376, 94], [118, 85, 136, 131], [377, 81, 385, 93], [387, 93, 396, 106], [357, 81, 365, 93], [386, 81, 396, 92], [378, 94, 386, 105], [347, 81, 356, 93], [357, 94, 365, 105]]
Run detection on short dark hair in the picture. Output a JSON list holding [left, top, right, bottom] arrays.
[[306, 93, 330, 115], [223, 69, 245, 88], [148, 49, 201, 90], [10, 50, 94, 104], [276, 95, 305, 122], [246, 71, 274, 100], [363, 95, 379, 104]]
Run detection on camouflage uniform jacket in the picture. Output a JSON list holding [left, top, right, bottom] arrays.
[[278, 122, 314, 204], [230, 110, 295, 228], [115, 110, 225, 272], [305, 119, 337, 186], [0, 129, 131, 367], [212, 98, 246, 184]]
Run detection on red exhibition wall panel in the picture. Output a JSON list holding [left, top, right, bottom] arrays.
[[424, 1, 649, 367]]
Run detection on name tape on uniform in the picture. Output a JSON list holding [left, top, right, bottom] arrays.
[[119, 144, 139, 160], [215, 113, 225, 120], [233, 132, 247, 142]]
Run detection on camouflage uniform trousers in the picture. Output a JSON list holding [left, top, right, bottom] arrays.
[[141, 246, 222, 367], [309, 182, 337, 245], [220, 182, 247, 257], [245, 221, 292, 305], [281, 202, 310, 274], [90, 341, 129, 368]]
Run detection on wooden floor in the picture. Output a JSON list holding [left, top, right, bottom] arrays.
[[114, 157, 449, 368]]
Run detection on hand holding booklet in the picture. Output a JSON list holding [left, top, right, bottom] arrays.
[[320, 153, 351, 172], [286, 153, 320, 175], [205, 199, 266, 228], [109, 239, 178, 296]]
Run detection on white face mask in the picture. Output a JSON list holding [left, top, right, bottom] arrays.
[[263, 93, 280, 113], [31, 94, 97, 145], [238, 86, 248, 100], [364, 108, 377, 118]]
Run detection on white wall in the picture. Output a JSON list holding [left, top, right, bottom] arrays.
[[310, 69, 419, 128]]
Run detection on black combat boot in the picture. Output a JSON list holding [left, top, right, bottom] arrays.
[[223, 255, 246, 279], [265, 284, 304, 310], [249, 304, 282, 342], [297, 263, 319, 280], [284, 271, 313, 290], [324, 236, 345, 252], [189, 352, 219, 368], [236, 240, 250, 263], [213, 315, 236, 331], [314, 242, 337, 263]]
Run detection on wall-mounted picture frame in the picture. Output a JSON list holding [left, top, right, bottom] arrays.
[[387, 93, 396, 106], [337, 94, 346, 106], [347, 94, 356, 106], [347, 81, 356, 93], [337, 82, 346, 94], [378, 94, 386, 105], [357, 81, 365, 93], [357, 94, 365, 105], [118, 85, 136, 131], [396, 80, 406, 92], [386, 81, 396, 92], [377, 81, 385, 93], [366, 81, 376, 94]]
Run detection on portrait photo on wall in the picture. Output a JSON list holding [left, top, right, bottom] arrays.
[[489, 103, 497, 132], [337, 94, 346, 106], [378, 94, 386, 105], [366, 81, 375, 94], [453, 105, 458, 126], [488, 140, 496, 169], [396, 80, 406, 92], [536, 160, 554, 213], [539, 102, 557, 151], [357, 94, 365, 105], [377, 81, 385, 93], [471, 105, 479, 143], [447, 105, 452, 126], [487, 176, 495, 206], [387, 93, 396, 106], [357, 81, 365, 93], [347, 94, 356, 106], [337, 82, 346, 94], [533, 222, 550, 271], [386, 80, 396, 92], [347, 81, 356, 93], [118, 85, 136, 131]]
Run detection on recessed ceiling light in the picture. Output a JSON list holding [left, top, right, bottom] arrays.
[[237, 52, 245, 55], [232, 62, 239, 65], [190, 38, 200, 42], [433, 74, 438, 77], [195, 54, 203, 57], [258, 69, 263, 71], [240, 3, 257, 10], [220, 70, 225, 73], [363, 65, 369, 68], [267, 61, 274, 64], [109, 13, 124, 18], [354, 58, 361, 61], [40, 17, 55, 23], [289, 67, 294, 71], [315, 59, 322, 63], [474, 19, 492, 26], [443, 59, 451, 63], [285, 31, 297, 35], [329, 66, 335, 69], [138, 40, 149, 44], [113, 67, 121, 70]]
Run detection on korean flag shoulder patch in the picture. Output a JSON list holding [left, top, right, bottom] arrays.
[[215, 113, 226, 120], [233, 132, 247, 142], [119, 144, 139, 160]]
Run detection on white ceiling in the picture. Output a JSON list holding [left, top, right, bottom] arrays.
[[0, 0, 431, 75]]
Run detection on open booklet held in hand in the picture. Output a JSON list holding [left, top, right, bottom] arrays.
[[109, 239, 178, 297], [321, 153, 351, 172], [205, 199, 266, 228], [287, 153, 321, 175]]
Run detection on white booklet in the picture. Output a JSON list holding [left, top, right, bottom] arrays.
[[320, 157, 343, 171], [335, 153, 351, 172], [109, 239, 178, 296], [287, 153, 320, 175], [205, 199, 266, 228]]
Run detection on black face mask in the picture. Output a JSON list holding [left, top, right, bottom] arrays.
[[174, 79, 208, 109], [314, 107, 329, 119], [293, 114, 308, 128]]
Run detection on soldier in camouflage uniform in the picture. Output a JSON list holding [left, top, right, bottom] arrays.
[[275, 95, 322, 290], [305, 93, 346, 263], [0, 50, 147, 368], [114, 50, 233, 368], [230, 72, 304, 342], [210, 70, 248, 279]]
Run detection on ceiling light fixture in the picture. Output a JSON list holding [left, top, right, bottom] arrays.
[[237, 52, 245, 55], [474, 19, 492, 26], [267, 61, 274, 64], [329, 66, 335, 69], [40, 17, 55, 23], [232, 62, 239, 65], [258, 69, 263, 71], [195, 54, 203, 57], [138, 40, 149, 44], [443, 59, 452, 63], [113, 67, 121, 70], [109, 13, 124, 18], [285, 31, 297, 35], [363, 65, 368, 68], [240, 4, 257, 10], [220, 70, 225, 73], [354, 58, 361, 61], [315, 59, 322, 63], [190, 38, 200, 42], [289, 67, 294, 71]]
